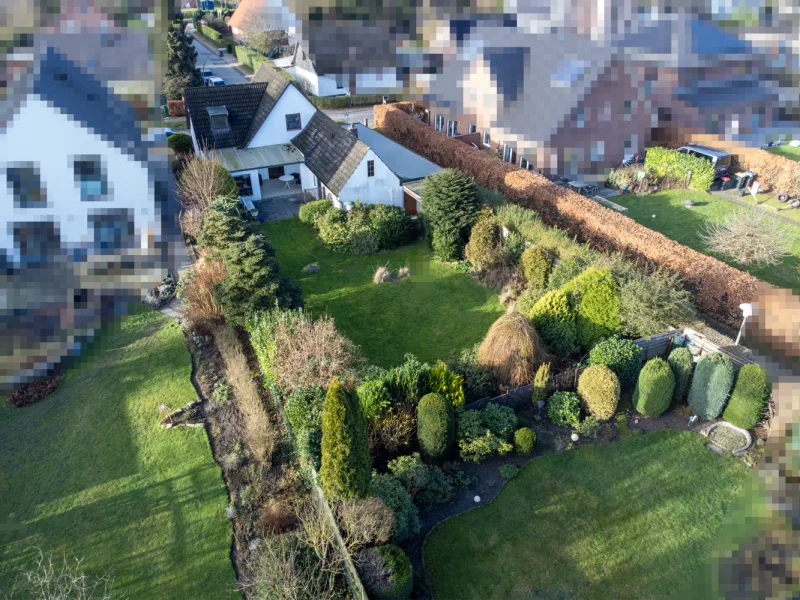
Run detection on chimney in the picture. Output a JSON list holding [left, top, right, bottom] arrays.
[[364, 118, 369, 128], [350, 123, 358, 139]]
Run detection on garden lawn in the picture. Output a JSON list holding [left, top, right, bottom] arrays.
[[612, 190, 800, 291], [0, 307, 236, 599], [766, 144, 800, 162], [260, 218, 504, 367], [424, 429, 752, 600]]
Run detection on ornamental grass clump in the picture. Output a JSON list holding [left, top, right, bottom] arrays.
[[632, 357, 675, 417], [417, 393, 454, 460], [577, 364, 620, 421], [722, 364, 770, 429], [687, 353, 735, 420], [667, 347, 694, 404], [477, 310, 547, 388]]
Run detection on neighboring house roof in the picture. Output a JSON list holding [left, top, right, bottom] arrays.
[[227, 0, 255, 30], [351, 123, 440, 183], [292, 112, 369, 195], [677, 74, 775, 109], [184, 81, 269, 149], [32, 47, 147, 163], [291, 42, 319, 75]]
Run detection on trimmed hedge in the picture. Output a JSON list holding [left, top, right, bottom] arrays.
[[722, 363, 770, 429], [667, 347, 694, 404], [315, 202, 409, 254], [632, 357, 675, 417], [167, 132, 193, 154], [417, 393, 454, 460], [520, 245, 551, 289], [562, 267, 621, 350], [514, 427, 536, 455], [235, 44, 267, 73], [588, 337, 643, 391], [298, 199, 332, 225], [373, 103, 759, 329], [310, 94, 392, 110], [167, 99, 185, 117], [577, 364, 620, 421], [528, 289, 577, 357], [687, 353, 735, 420], [644, 146, 715, 192]]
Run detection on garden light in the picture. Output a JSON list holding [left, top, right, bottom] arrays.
[[474, 496, 481, 503]]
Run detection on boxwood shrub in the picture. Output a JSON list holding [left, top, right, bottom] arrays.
[[667, 347, 694, 404], [588, 337, 643, 391], [577, 364, 620, 421], [528, 289, 578, 357], [514, 427, 536, 455], [632, 357, 675, 417], [167, 132, 193, 154], [298, 199, 331, 226], [547, 391, 581, 427], [370, 203, 411, 249], [357, 544, 413, 600], [464, 209, 500, 270], [562, 267, 621, 350], [417, 393, 454, 460], [687, 353, 735, 420], [520, 245, 551, 289], [722, 364, 770, 429]]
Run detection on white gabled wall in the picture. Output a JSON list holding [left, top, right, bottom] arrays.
[[0, 95, 155, 259], [336, 150, 403, 208], [247, 85, 317, 148]]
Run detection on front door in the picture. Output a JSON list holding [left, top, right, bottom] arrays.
[[267, 166, 285, 179]]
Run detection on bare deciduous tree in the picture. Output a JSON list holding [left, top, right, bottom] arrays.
[[701, 209, 792, 267], [239, 13, 284, 56], [176, 154, 237, 212], [334, 497, 394, 553]]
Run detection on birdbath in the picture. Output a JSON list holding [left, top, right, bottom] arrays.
[[704, 422, 751, 456]]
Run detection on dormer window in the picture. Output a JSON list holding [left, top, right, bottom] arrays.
[[207, 106, 229, 131]]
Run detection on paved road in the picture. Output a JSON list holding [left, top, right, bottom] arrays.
[[189, 25, 250, 86], [323, 107, 376, 126]]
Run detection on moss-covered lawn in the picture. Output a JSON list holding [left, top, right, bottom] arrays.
[[260, 218, 504, 367], [424, 429, 752, 600], [0, 307, 237, 599]]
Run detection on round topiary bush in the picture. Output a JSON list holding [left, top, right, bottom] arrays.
[[299, 199, 332, 226], [632, 357, 675, 417], [528, 289, 577, 357], [514, 427, 536, 455], [356, 544, 413, 600], [476, 311, 547, 388], [561, 268, 621, 350], [588, 337, 643, 391], [687, 353, 735, 420], [417, 393, 454, 460], [167, 132, 194, 154], [577, 364, 620, 421], [370, 203, 411, 249], [667, 347, 694, 404], [464, 210, 500, 270], [547, 391, 581, 427], [722, 363, 770, 429], [520, 245, 551, 289]]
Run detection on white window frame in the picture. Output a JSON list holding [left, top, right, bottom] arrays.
[[482, 131, 491, 147], [503, 143, 514, 163], [468, 123, 477, 134], [519, 157, 529, 169], [447, 120, 458, 137], [434, 114, 445, 132]]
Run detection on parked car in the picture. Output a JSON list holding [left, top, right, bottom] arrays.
[[676, 144, 732, 177], [206, 77, 226, 87], [201, 69, 215, 85]]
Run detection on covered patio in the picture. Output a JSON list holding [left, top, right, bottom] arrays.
[[216, 144, 310, 201]]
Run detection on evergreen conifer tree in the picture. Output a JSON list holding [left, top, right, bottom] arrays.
[[166, 13, 202, 87]]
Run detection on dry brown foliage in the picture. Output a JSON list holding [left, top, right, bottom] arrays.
[[477, 310, 547, 388], [368, 403, 416, 455], [183, 258, 225, 331], [334, 497, 394, 554], [374, 103, 763, 328], [176, 154, 234, 212], [701, 209, 793, 267], [179, 208, 205, 241], [167, 99, 185, 117], [373, 265, 392, 284], [256, 499, 297, 536], [215, 325, 276, 465]]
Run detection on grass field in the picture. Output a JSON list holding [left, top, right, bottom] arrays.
[[766, 144, 800, 162], [0, 307, 236, 599], [612, 190, 800, 291], [424, 429, 752, 600], [260, 218, 504, 367]]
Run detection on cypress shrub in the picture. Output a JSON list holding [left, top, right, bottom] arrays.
[[422, 169, 480, 260], [528, 289, 578, 357], [632, 357, 675, 417], [588, 337, 643, 391], [722, 364, 770, 429], [197, 196, 253, 254], [667, 347, 694, 404], [562, 267, 621, 350], [464, 209, 500, 270], [531, 362, 550, 406], [417, 393, 454, 460], [687, 353, 735, 420], [298, 199, 332, 226], [320, 377, 371, 499], [577, 364, 620, 421], [357, 544, 413, 600], [514, 427, 536, 455], [520, 245, 551, 289]]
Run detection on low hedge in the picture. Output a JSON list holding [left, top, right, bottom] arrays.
[[632, 357, 675, 417], [577, 364, 620, 421], [644, 146, 715, 192], [687, 353, 735, 420], [167, 132, 193, 154], [316, 202, 410, 254], [722, 363, 770, 429], [234, 44, 267, 73], [310, 94, 394, 110]]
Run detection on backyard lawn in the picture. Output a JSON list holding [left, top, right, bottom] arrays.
[[0, 307, 237, 599], [766, 143, 800, 162], [260, 218, 504, 367], [424, 429, 752, 600], [612, 190, 800, 291]]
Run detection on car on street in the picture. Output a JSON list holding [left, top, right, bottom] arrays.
[[206, 76, 226, 87], [201, 69, 215, 85]]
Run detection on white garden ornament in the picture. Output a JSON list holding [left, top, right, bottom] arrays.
[[474, 495, 481, 503], [571, 433, 579, 442]]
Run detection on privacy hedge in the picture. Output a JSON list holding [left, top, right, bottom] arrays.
[[234, 44, 267, 73], [374, 103, 760, 328], [722, 363, 770, 429], [687, 353, 735, 420], [310, 94, 391, 110], [643, 147, 715, 192], [632, 357, 675, 417]]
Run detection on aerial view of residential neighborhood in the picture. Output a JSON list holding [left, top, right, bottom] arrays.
[[1, 0, 799, 598]]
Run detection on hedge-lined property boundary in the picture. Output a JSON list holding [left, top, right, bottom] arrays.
[[374, 102, 762, 328], [167, 99, 185, 117]]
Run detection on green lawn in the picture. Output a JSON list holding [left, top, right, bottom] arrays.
[[260, 218, 504, 367], [612, 190, 800, 291], [424, 429, 752, 600], [0, 307, 236, 599], [766, 144, 800, 162]]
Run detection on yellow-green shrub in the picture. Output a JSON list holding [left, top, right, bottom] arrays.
[[577, 365, 620, 421]]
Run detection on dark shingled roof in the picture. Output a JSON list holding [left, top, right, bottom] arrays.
[[292, 112, 369, 195], [242, 63, 292, 147], [184, 82, 268, 149]]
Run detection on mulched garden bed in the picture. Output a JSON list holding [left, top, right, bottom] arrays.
[[9, 375, 61, 407]]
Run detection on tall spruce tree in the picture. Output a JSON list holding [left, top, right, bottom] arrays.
[[420, 169, 479, 261], [197, 196, 254, 255], [166, 13, 202, 88], [320, 377, 371, 499]]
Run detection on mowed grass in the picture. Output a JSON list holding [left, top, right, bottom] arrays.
[[613, 190, 800, 291], [766, 143, 800, 162], [0, 307, 237, 599], [260, 218, 504, 367], [424, 429, 752, 600]]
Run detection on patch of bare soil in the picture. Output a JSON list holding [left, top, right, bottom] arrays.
[[9, 375, 61, 407]]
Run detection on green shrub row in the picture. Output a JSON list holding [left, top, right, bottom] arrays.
[[310, 94, 394, 110], [643, 147, 716, 192], [314, 202, 411, 254], [722, 364, 770, 429], [632, 357, 675, 417], [688, 353, 735, 420]]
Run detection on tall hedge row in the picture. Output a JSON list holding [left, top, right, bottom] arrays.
[[373, 103, 759, 329], [687, 353, 735, 420]]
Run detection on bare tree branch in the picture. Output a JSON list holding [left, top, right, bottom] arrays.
[[701, 209, 792, 267]]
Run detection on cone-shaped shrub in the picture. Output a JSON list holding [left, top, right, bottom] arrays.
[[464, 209, 500, 270], [417, 393, 454, 460], [722, 364, 770, 429], [562, 268, 621, 350], [632, 357, 675, 417], [577, 364, 620, 421], [320, 377, 371, 499], [667, 347, 694, 404], [531, 362, 550, 406], [520, 245, 551, 289], [528, 289, 577, 357], [687, 353, 735, 420], [588, 337, 643, 391]]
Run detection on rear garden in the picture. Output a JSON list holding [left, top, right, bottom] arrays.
[[765, 143, 800, 162]]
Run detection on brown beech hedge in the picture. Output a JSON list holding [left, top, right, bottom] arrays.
[[167, 99, 186, 118], [375, 103, 762, 328]]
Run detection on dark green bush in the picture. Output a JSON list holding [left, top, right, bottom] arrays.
[[422, 169, 479, 261], [577, 364, 620, 421], [618, 268, 695, 338], [417, 393, 454, 460], [456, 404, 517, 462], [562, 268, 621, 350], [197, 196, 253, 254], [320, 377, 371, 499], [357, 544, 413, 600], [370, 203, 411, 249], [528, 289, 578, 356], [167, 132, 193, 154], [514, 427, 536, 455], [501, 230, 526, 265], [431, 224, 463, 262], [369, 473, 420, 542], [285, 386, 325, 433], [499, 463, 519, 479], [548, 255, 589, 289], [588, 337, 643, 391], [667, 347, 694, 404], [687, 353, 735, 420], [722, 364, 770, 429], [520, 245, 551, 289], [464, 209, 500, 270], [298, 199, 332, 226], [314, 202, 407, 254], [383, 354, 431, 402], [547, 391, 581, 427], [316, 207, 350, 250], [632, 357, 675, 417], [357, 380, 392, 422], [387, 453, 454, 506], [446, 344, 497, 403]]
